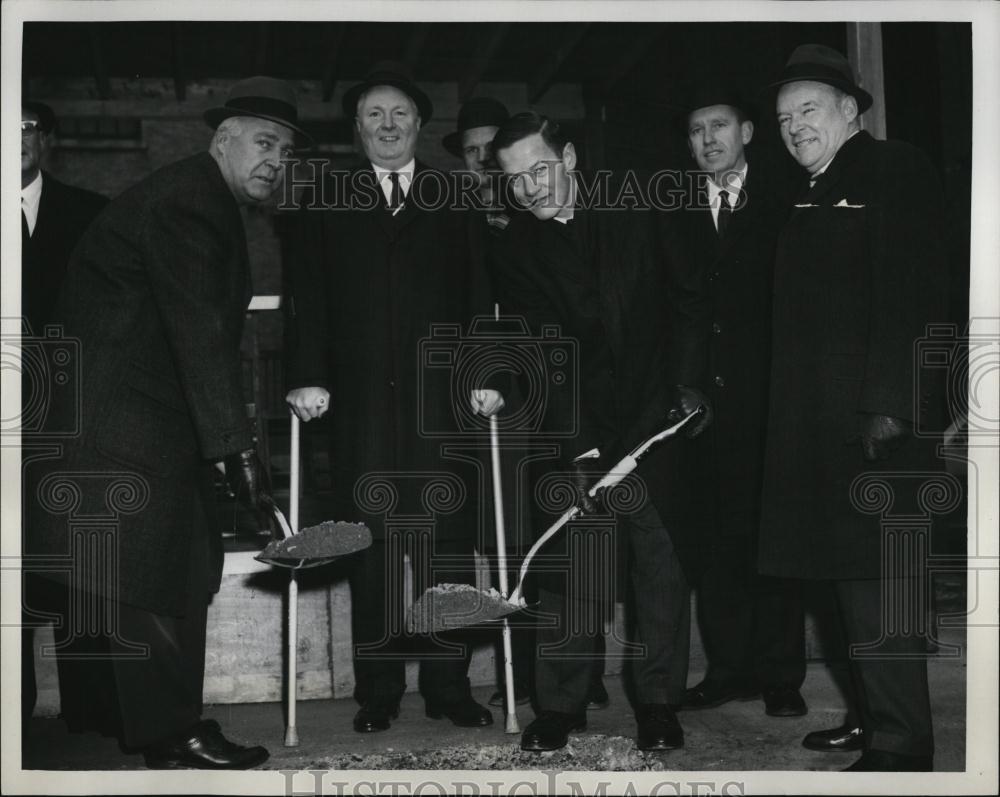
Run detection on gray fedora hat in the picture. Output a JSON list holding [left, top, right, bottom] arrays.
[[769, 43, 873, 113], [342, 60, 433, 123], [204, 76, 313, 146]]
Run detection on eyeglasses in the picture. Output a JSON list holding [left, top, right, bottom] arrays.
[[21, 121, 42, 135]]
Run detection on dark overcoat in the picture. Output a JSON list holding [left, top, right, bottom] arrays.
[[493, 173, 708, 575], [27, 152, 254, 616], [757, 132, 949, 580], [22, 172, 108, 331], [283, 162, 490, 542], [672, 160, 795, 574]]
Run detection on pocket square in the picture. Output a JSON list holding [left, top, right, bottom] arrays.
[[834, 198, 865, 208]]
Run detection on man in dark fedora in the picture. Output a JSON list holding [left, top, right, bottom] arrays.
[[284, 61, 497, 734], [26, 76, 307, 768], [670, 84, 807, 720], [759, 44, 949, 771]]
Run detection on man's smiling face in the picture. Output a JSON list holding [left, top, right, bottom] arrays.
[[776, 81, 857, 175], [356, 85, 421, 170]]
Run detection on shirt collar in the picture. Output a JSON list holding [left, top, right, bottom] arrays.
[[22, 170, 43, 204], [552, 174, 578, 224], [372, 159, 415, 184], [707, 163, 747, 202]]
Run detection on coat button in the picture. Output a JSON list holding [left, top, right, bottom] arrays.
[[714, 375, 725, 387], [712, 322, 722, 334], [389, 380, 396, 388]]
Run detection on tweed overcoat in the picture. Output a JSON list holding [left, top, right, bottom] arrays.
[[27, 152, 254, 616]]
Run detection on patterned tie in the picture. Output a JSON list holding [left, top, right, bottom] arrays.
[[388, 172, 403, 211], [717, 188, 732, 238]]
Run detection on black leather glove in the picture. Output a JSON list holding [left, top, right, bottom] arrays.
[[666, 384, 713, 438], [224, 448, 270, 509], [571, 458, 604, 515], [860, 414, 912, 462]]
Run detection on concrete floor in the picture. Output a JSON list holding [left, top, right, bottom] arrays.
[[21, 632, 967, 774]]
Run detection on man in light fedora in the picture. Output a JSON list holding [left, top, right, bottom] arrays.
[[285, 61, 497, 735], [757, 44, 949, 771], [25, 76, 309, 769]]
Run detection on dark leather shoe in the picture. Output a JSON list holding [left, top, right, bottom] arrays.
[[426, 696, 493, 727], [844, 750, 933, 771], [353, 702, 399, 733], [587, 679, 610, 710], [143, 720, 269, 769], [762, 687, 807, 717], [802, 724, 864, 752], [635, 703, 684, 751], [680, 679, 757, 710], [521, 711, 586, 752]]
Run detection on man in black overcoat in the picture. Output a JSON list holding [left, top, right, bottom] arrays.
[[20, 100, 109, 733], [491, 111, 711, 754], [759, 45, 951, 771], [670, 87, 808, 718], [25, 77, 308, 769], [284, 62, 497, 734], [21, 101, 108, 333]]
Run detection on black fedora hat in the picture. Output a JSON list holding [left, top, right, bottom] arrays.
[[769, 43, 873, 113], [342, 60, 433, 123], [675, 81, 758, 127], [23, 100, 56, 133], [442, 97, 510, 157], [204, 76, 313, 146]]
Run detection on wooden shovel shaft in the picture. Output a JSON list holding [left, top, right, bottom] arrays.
[[285, 412, 300, 747]]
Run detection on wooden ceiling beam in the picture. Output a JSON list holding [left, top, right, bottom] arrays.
[[527, 23, 591, 105], [458, 23, 511, 102], [322, 24, 349, 102], [87, 24, 112, 100], [403, 23, 431, 70]]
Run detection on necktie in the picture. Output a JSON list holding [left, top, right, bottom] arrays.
[[388, 172, 403, 211], [717, 189, 732, 238], [22, 197, 33, 238]]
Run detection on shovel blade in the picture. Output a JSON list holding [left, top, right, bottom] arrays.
[[255, 520, 372, 569], [407, 584, 527, 634]]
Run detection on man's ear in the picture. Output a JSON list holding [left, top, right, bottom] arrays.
[[841, 94, 859, 125], [562, 142, 577, 171], [741, 120, 755, 146]]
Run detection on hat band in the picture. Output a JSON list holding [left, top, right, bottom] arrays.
[[225, 96, 298, 123], [781, 62, 857, 89]]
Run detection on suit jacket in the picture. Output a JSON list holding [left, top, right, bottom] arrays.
[[22, 172, 108, 332], [283, 161, 490, 542], [757, 131, 949, 580], [27, 152, 254, 616], [672, 160, 795, 566], [494, 172, 708, 574]]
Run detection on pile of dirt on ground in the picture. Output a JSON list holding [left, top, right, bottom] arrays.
[[280, 735, 681, 771]]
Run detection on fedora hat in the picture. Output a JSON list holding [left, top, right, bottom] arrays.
[[674, 81, 758, 129], [442, 97, 510, 157], [204, 76, 313, 146], [769, 43, 873, 113], [342, 60, 433, 123], [23, 100, 57, 134]]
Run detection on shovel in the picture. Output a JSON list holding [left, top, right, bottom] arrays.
[[407, 408, 702, 634], [252, 412, 372, 746]]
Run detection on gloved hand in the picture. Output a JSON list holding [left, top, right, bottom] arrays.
[[224, 448, 271, 509], [666, 384, 713, 438], [571, 456, 604, 515], [860, 413, 912, 462]]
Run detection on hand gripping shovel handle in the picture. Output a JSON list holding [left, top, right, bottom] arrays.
[[507, 408, 702, 605]]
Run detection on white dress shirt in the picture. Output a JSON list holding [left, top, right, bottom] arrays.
[[372, 159, 415, 205], [707, 164, 746, 231], [22, 171, 43, 236]]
